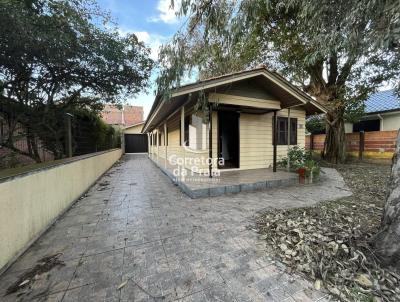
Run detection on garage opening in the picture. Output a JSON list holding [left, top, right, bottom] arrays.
[[124, 134, 148, 153]]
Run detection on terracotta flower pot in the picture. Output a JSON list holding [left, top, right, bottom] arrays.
[[297, 167, 306, 184]]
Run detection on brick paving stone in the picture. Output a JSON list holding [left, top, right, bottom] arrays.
[[0, 154, 351, 301]]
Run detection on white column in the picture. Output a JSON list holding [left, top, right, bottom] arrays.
[[156, 129, 159, 162], [147, 133, 150, 157], [287, 108, 291, 171], [180, 107, 185, 146], [164, 123, 167, 167]]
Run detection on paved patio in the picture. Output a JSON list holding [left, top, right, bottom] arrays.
[[150, 156, 299, 198], [0, 154, 351, 301]]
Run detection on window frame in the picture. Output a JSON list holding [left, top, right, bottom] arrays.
[[275, 117, 298, 145]]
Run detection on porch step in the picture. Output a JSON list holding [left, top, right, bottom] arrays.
[[151, 158, 299, 199]]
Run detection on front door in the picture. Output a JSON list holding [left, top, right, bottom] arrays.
[[218, 111, 239, 169]]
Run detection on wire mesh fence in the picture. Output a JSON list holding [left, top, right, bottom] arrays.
[[0, 104, 121, 170]]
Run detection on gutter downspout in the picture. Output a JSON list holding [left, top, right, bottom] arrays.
[[377, 114, 384, 131]]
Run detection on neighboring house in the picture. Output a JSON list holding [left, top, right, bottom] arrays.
[[124, 121, 145, 134], [101, 104, 144, 128], [142, 67, 325, 173], [345, 90, 400, 133]]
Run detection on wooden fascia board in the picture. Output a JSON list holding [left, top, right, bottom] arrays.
[[208, 93, 281, 110]]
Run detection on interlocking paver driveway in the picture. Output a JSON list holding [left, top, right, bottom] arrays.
[[0, 154, 351, 301]]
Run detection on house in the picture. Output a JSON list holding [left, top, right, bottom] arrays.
[[124, 121, 145, 134], [142, 67, 325, 175], [345, 90, 400, 133], [101, 104, 144, 128]]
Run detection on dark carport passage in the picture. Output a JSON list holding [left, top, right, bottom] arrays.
[[124, 134, 148, 153]]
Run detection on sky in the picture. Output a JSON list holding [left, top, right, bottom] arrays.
[[96, 1, 395, 119], [97, 0, 184, 118]]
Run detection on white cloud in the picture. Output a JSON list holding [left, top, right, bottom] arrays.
[[117, 27, 167, 61], [148, 0, 180, 24], [134, 31, 151, 43], [134, 31, 167, 61]]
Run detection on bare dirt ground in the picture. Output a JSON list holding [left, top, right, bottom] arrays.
[[256, 161, 400, 302]]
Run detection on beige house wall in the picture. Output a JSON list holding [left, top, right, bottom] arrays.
[[0, 149, 122, 273], [150, 107, 211, 172], [148, 93, 306, 172], [382, 112, 400, 131], [124, 123, 144, 134], [209, 93, 281, 110], [239, 108, 305, 169]]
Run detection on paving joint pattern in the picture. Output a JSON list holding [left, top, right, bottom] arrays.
[[0, 154, 351, 301]]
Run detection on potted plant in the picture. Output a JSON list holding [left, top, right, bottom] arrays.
[[278, 147, 320, 184], [297, 167, 307, 184], [302, 159, 321, 184]]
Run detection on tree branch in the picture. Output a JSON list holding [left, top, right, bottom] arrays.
[[328, 53, 338, 85], [337, 55, 356, 86]]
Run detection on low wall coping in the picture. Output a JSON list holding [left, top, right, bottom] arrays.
[[0, 149, 122, 184]]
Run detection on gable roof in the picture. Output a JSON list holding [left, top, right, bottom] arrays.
[[365, 90, 400, 114], [123, 121, 145, 130], [143, 67, 326, 133]]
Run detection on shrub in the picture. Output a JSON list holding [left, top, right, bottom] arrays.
[[279, 146, 320, 180], [278, 146, 312, 170]]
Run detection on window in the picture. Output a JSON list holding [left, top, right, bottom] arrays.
[[275, 117, 297, 145], [353, 119, 380, 132]]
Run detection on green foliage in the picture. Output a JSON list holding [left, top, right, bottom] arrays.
[[303, 159, 321, 179], [157, 0, 399, 163], [278, 146, 311, 169], [0, 0, 152, 162], [306, 116, 325, 134], [0, 0, 153, 106], [279, 146, 320, 178], [71, 109, 120, 156]]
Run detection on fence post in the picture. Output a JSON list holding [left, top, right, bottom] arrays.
[[310, 134, 314, 151], [65, 113, 73, 158], [0, 119, 3, 144], [359, 131, 365, 160]]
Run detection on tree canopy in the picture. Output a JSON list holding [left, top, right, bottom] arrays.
[[0, 0, 153, 162], [0, 0, 153, 106], [157, 0, 400, 163]]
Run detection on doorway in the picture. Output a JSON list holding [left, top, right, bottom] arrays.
[[218, 111, 239, 169], [124, 134, 148, 153]]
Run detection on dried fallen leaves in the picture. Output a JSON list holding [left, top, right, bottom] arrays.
[[6, 253, 65, 296], [256, 162, 400, 302]]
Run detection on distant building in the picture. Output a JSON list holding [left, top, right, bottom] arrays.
[[345, 89, 400, 133], [101, 105, 144, 128]]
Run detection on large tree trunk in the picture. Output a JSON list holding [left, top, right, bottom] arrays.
[[373, 130, 400, 266], [323, 107, 346, 163]]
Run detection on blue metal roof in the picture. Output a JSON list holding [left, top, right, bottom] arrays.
[[365, 89, 400, 113]]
